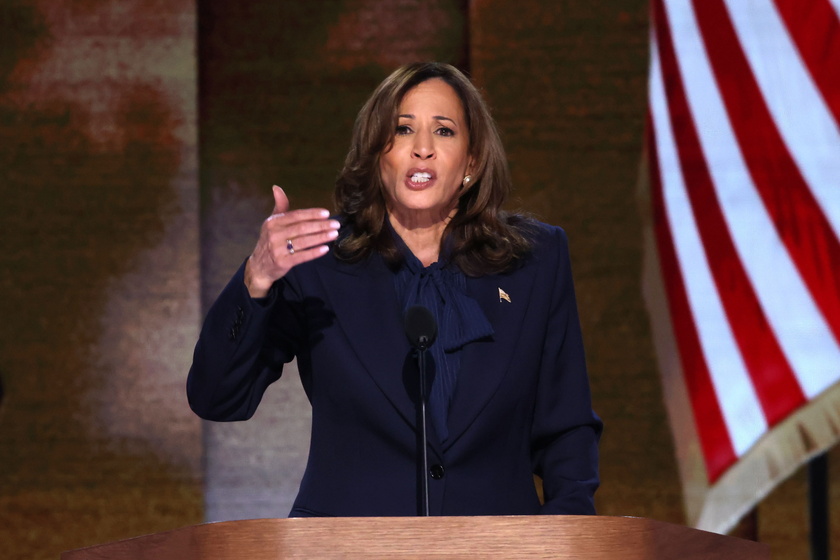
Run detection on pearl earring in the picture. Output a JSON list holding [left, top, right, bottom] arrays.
[[463, 175, 472, 186]]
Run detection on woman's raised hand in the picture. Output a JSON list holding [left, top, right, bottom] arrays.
[[244, 185, 340, 298]]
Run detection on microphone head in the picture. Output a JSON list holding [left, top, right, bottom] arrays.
[[404, 305, 437, 350]]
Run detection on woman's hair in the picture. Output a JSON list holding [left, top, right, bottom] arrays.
[[334, 62, 534, 276]]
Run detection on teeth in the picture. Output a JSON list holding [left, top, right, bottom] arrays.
[[411, 172, 432, 183]]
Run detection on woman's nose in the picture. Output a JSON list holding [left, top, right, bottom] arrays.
[[412, 131, 435, 159]]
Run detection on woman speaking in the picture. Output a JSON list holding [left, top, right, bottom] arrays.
[[187, 62, 602, 517]]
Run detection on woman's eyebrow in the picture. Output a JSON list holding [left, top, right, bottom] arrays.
[[398, 113, 457, 125]]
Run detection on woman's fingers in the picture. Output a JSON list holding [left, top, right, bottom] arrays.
[[264, 224, 338, 271], [266, 206, 332, 224], [278, 227, 339, 258], [265, 216, 339, 244], [263, 217, 338, 265], [279, 238, 332, 266], [264, 217, 338, 258], [244, 187, 340, 298]]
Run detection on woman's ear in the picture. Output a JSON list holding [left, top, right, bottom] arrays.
[[463, 159, 477, 186]]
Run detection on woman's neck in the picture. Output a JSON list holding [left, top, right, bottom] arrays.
[[387, 209, 451, 267]]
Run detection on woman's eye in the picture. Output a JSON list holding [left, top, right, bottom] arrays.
[[436, 127, 455, 137], [395, 125, 412, 135]]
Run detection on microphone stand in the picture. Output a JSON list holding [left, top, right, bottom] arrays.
[[417, 336, 430, 517], [404, 305, 436, 517]]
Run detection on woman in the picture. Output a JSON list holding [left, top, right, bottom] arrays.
[[187, 62, 601, 517]]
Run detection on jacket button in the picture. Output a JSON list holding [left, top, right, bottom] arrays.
[[429, 464, 445, 480]]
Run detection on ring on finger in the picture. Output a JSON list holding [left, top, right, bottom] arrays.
[[286, 239, 295, 255]]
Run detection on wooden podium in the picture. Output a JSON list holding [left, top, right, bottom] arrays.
[[61, 516, 769, 559]]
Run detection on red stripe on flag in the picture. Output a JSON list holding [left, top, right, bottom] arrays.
[[775, 0, 840, 124], [695, 0, 840, 359], [651, 1, 738, 481], [647, 113, 737, 482], [658, 0, 807, 428]]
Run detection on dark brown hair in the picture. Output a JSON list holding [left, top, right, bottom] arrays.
[[334, 62, 534, 276]]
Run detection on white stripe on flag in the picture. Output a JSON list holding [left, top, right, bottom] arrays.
[[724, 0, 840, 240], [649, 30, 767, 455], [665, 0, 840, 400]]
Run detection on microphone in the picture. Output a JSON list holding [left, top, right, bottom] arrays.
[[403, 305, 437, 516], [404, 305, 438, 351]]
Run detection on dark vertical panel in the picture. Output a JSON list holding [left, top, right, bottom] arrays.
[[197, 0, 470, 520], [198, 0, 470, 304], [470, 0, 683, 523]]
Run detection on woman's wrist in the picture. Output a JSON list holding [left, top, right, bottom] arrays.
[[244, 257, 273, 298]]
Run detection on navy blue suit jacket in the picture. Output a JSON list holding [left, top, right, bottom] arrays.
[[187, 222, 601, 517]]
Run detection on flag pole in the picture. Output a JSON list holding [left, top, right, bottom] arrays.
[[808, 452, 828, 560], [730, 507, 758, 542]]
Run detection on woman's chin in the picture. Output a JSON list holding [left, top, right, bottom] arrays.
[[389, 203, 454, 227]]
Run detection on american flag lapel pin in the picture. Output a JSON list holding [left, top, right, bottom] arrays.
[[498, 287, 511, 303]]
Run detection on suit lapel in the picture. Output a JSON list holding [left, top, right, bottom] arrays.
[[312, 250, 536, 454], [445, 265, 538, 449], [314, 253, 440, 448]]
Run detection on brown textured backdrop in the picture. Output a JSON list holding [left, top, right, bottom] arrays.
[[1, 1, 837, 558], [0, 1, 202, 559]]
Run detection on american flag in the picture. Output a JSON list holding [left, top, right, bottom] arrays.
[[643, 0, 840, 533]]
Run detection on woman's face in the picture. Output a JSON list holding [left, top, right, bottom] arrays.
[[379, 78, 472, 226]]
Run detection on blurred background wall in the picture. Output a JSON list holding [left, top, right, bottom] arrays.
[[0, 0, 202, 558], [0, 1, 836, 559]]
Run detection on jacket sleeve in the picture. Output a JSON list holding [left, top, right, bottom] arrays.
[[186, 260, 306, 421], [531, 228, 602, 514]]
